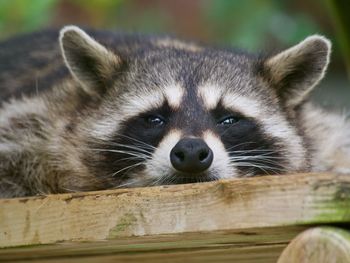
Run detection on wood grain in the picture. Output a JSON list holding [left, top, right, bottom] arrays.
[[1, 173, 350, 262], [1, 173, 350, 248], [0, 226, 304, 262], [278, 227, 350, 263]]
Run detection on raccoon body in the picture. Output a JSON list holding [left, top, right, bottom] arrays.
[[0, 26, 348, 198]]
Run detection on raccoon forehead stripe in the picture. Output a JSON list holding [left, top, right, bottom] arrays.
[[121, 90, 165, 117], [164, 84, 185, 109], [121, 83, 184, 115], [197, 84, 222, 110], [153, 38, 203, 52], [222, 95, 261, 117], [198, 85, 262, 116]]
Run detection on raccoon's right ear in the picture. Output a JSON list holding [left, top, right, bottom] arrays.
[[59, 26, 122, 95], [262, 35, 331, 108]]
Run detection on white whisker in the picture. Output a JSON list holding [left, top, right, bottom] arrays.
[[111, 162, 146, 177], [226, 142, 257, 151], [89, 148, 149, 159], [109, 133, 156, 150], [105, 141, 154, 154], [113, 180, 140, 189]]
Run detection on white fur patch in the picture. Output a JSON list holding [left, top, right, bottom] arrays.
[[202, 130, 236, 179], [164, 84, 184, 109], [197, 84, 222, 110], [121, 90, 165, 117], [222, 94, 261, 117], [145, 129, 183, 182], [262, 115, 306, 170], [154, 38, 202, 52]]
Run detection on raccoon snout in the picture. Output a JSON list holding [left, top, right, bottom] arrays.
[[170, 138, 213, 174]]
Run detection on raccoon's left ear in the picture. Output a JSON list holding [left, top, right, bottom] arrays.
[[262, 35, 331, 107], [59, 26, 122, 95]]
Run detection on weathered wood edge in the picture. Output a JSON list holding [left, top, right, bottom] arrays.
[[0, 173, 350, 249], [0, 225, 305, 262], [277, 226, 350, 263]]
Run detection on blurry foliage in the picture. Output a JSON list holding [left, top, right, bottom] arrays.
[[0, 0, 56, 37], [73, 0, 122, 11], [327, 0, 350, 77], [0, 0, 347, 74], [203, 0, 320, 50], [0, 0, 326, 45]]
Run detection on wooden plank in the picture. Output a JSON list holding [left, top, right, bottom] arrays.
[[278, 227, 350, 263], [1, 172, 350, 250], [0, 226, 306, 263]]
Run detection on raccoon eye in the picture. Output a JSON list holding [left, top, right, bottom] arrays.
[[218, 116, 239, 126], [145, 115, 165, 127]]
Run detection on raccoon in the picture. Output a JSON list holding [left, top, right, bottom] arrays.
[[0, 26, 349, 198]]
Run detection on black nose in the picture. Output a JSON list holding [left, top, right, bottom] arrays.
[[170, 138, 213, 174]]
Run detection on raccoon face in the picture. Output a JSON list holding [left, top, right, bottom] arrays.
[[59, 26, 331, 188]]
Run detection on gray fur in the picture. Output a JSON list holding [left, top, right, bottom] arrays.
[[0, 26, 348, 198]]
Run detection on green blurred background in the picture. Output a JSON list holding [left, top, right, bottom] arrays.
[[0, 0, 349, 108]]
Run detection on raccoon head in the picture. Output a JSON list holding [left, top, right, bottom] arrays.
[[59, 26, 331, 188]]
